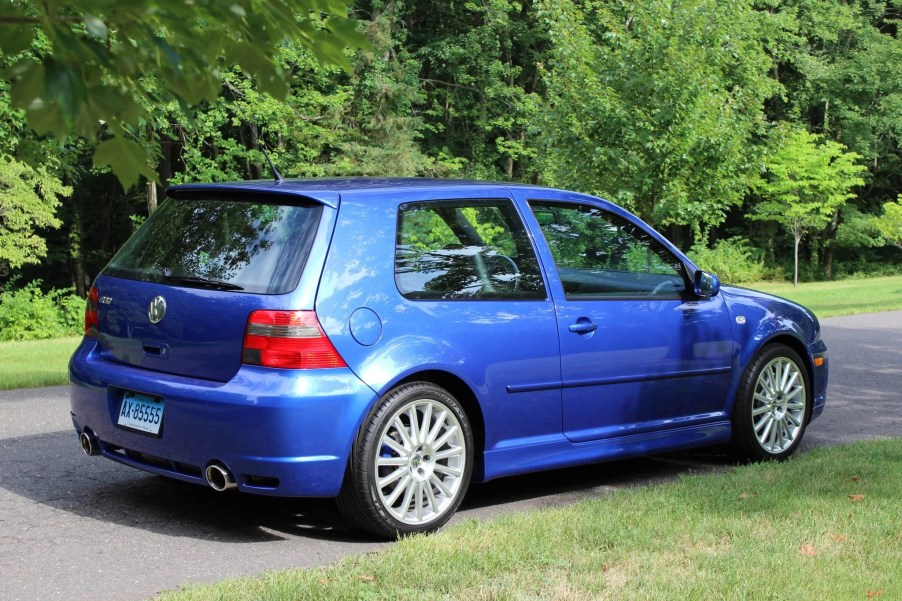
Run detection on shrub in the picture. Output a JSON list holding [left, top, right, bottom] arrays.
[[688, 237, 766, 284], [0, 281, 85, 341]]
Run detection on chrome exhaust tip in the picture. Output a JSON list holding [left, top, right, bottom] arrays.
[[205, 462, 237, 492], [79, 430, 100, 456]]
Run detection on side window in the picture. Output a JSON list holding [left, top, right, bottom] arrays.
[[529, 201, 687, 299], [395, 199, 546, 300]]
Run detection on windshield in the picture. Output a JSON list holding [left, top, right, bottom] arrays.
[[103, 197, 322, 295]]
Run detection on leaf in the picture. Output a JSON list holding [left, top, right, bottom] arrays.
[[0, 25, 35, 55], [867, 590, 884, 598], [800, 543, 816, 557], [43, 58, 87, 128], [92, 137, 157, 190], [849, 494, 866, 502], [830, 534, 846, 542]]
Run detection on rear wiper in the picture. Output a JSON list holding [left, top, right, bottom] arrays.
[[163, 275, 244, 291]]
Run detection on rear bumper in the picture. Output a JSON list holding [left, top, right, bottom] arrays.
[[69, 338, 377, 497]]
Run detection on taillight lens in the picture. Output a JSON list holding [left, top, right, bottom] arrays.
[[84, 287, 99, 337], [242, 310, 346, 369]]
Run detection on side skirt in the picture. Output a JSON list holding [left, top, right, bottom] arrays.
[[478, 421, 732, 483]]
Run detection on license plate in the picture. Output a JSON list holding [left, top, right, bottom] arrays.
[[117, 392, 164, 436]]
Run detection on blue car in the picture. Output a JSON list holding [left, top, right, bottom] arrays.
[[70, 178, 827, 538]]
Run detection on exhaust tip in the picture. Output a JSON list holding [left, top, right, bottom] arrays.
[[205, 462, 237, 492], [79, 430, 100, 456]]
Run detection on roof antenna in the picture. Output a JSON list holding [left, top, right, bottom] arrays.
[[225, 80, 284, 184]]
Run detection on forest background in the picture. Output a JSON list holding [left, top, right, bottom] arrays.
[[1, 0, 901, 340]]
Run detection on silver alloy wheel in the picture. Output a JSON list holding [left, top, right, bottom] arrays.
[[374, 398, 467, 526], [751, 356, 807, 454]]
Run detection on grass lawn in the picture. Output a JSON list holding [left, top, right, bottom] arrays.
[[0, 336, 81, 391], [749, 275, 902, 318], [156, 438, 902, 600]]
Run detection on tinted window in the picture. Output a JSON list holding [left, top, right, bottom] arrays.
[[395, 200, 545, 300], [104, 198, 322, 294], [530, 201, 687, 299]]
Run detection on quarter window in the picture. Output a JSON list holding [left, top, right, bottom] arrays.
[[396, 200, 546, 300], [529, 201, 687, 299]]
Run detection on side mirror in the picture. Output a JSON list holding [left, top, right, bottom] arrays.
[[694, 270, 720, 299]]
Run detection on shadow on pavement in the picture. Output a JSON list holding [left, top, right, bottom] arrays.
[[1, 428, 738, 543]]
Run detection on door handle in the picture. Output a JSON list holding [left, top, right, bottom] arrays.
[[568, 321, 598, 334]]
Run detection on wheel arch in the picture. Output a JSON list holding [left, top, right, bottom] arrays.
[[393, 370, 487, 481]]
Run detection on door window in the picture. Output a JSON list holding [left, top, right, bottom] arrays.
[[529, 201, 687, 299], [396, 200, 546, 300]]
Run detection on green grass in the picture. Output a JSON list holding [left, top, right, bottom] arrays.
[[0, 336, 80, 390], [156, 438, 902, 600], [749, 275, 902, 318]]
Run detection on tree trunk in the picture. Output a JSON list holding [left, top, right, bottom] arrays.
[[823, 208, 840, 279], [146, 181, 158, 216], [68, 195, 87, 298], [793, 232, 801, 288]]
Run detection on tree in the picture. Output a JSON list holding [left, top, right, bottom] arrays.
[[0, 0, 367, 189], [0, 153, 70, 275], [751, 127, 866, 286], [398, 0, 547, 181], [875, 197, 902, 250], [538, 0, 777, 238]]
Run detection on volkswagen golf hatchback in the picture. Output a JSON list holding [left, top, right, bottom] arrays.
[[70, 178, 828, 538]]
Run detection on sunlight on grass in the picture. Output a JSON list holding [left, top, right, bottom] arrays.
[[744, 275, 902, 317], [155, 438, 902, 600], [0, 336, 81, 390]]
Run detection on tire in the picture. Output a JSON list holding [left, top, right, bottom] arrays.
[[731, 344, 811, 462], [337, 382, 474, 538]]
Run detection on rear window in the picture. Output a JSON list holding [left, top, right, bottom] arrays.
[[103, 198, 322, 295]]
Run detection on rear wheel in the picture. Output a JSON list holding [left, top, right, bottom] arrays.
[[337, 382, 473, 538], [732, 344, 810, 461]]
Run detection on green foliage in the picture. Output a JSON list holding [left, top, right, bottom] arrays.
[[400, 0, 547, 180], [0, 0, 900, 295], [834, 205, 885, 250], [0, 0, 368, 189], [759, 0, 902, 203], [538, 0, 777, 233], [751, 126, 867, 285], [875, 197, 902, 249], [0, 153, 70, 273], [688, 237, 766, 283], [0, 281, 83, 340]]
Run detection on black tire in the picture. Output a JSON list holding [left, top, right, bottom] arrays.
[[336, 382, 474, 539], [731, 344, 811, 462]]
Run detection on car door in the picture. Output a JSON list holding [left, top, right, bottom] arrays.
[[524, 198, 735, 443]]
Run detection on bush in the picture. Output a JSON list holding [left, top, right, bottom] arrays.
[[688, 237, 766, 284], [0, 281, 85, 341]]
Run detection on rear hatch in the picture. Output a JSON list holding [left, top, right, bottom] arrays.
[[95, 192, 326, 382]]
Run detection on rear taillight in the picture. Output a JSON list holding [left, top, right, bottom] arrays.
[[84, 287, 99, 337], [242, 310, 346, 369]]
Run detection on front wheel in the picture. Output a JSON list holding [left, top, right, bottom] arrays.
[[731, 344, 811, 462], [337, 382, 473, 538]]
